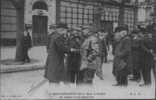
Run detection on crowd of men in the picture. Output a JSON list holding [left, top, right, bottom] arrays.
[[44, 22, 156, 87]]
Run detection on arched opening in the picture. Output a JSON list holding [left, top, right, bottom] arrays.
[[32, 1, 48, 10], [32, 1, 48, 45]]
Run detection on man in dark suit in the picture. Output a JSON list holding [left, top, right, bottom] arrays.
[[151, 23, 156, 80], [139, 23, 156, 86], [129, 30, 143, 82], [22, 30, 32, 63]]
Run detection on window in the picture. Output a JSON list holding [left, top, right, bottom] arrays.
[[60, 1, 95, 26], [124, 8, 135, 31], [1, 0, 17, 35]]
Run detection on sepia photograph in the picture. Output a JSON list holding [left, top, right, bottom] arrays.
[[0, 0, 156, 99]]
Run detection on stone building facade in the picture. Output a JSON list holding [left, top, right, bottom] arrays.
[[1, 0, 139, 46], [138, 0, 156, 24]]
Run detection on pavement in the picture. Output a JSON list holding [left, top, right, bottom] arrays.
[[0, 46, 155, 99], [0, 56, 155, 99], [0, 46, 47, 73]]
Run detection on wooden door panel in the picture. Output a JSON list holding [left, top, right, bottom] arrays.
[[32, 15, 48, 45]]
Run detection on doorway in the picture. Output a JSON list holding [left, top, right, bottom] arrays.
[[32, 1, 48, 45], [32, 15, 48, 45]]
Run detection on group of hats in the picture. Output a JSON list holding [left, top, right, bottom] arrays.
[[115, 25, 129, 33]]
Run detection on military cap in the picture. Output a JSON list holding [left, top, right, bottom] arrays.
[[49, 24, 56, 29], [56, 23, 68, 29], [115, 26, 128, 32]]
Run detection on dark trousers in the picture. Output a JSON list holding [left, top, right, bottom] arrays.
[[133, 69, 141, 80], [141, 66, 152, 84], [104, 55, 108, 63], [101, 54, 108, 63], [67, 70, 79, 83], [116, 68, 128, 85], [141, 55, 153, 84], [116, 75, 128, 85], [77, 68, 96, 84], [153, 61, 156, 80], [23, 48, 30, 62], [132, 63, 141, 80]]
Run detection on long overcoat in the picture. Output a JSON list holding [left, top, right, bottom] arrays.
[[112, 36, 131, 77], [44, 32, 70, 82]]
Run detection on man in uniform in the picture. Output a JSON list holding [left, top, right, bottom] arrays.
[[129, 30, 143, 82], [66, 28, 82, 83], [112, 26, 131, 86], [44, 23, 71, 86], [139, 23, 156, 86]]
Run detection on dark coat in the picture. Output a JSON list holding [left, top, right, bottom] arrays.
[[152, 34, 156, 54], [44, 32, 70, 82], [99, 39, 108, 58], [23, 34, 32, 49], [66, 35, 81, 71], [113, 36, 131, 77], [141, 38, 154, 70]]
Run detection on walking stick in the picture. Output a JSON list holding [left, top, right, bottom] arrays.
[[153, 57, 156, 80], [27, 78, 48, 94]]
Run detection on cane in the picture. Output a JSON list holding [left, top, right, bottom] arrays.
[[153, 57, 156, 80]]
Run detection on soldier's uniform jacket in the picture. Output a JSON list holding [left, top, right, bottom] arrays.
[[113, 35, 131, 76], [80, 34, 101, 70]]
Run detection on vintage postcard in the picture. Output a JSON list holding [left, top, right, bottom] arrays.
[[0, 0, 156, 99]]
